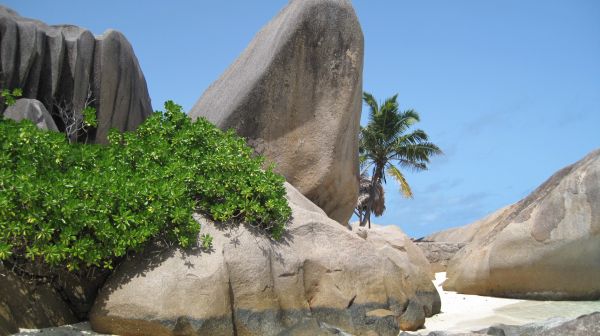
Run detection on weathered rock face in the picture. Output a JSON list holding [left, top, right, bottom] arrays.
[[0, 6, 152, 143], [0, 264, 77, 335], [534, 312, 600, 336], [189, 0, 363, 225], [90, 184, 439, 336], [469, 312, 600, 336], [352, 224, 441, 329], [3, 98, 59, 131], [444, 149, 600, 300], [414, 242, 466, 273]]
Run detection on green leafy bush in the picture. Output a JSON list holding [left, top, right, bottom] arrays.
[[0, 101, 291, 271], [1, 88, 22, 106]]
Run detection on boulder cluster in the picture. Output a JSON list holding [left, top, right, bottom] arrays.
[[90, 185, 439, 335], [1, 1, 440, 335], [425, 149, 600, 300], [4, 0, 598, 334]]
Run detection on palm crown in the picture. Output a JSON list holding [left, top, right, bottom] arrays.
[[357, 92, 442, 227]]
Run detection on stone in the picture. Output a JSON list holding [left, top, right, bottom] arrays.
[[0, 5, 152, 143], [398, 300, 425, 332], [444, 149, 600, 299], [0, 264, 77, 334], [536, 312, 600, 336], [189, 0, 364, 225], [398, 313, 599, 336], [352, 224, 439, 298], [366, 309, 396, 318], [472, 314, 600, 336], [3, 98, 59, 131], [478, 317, 568, 336], [89, 183, 439, 336], [351, 224, 441, 329], [413, 242, 466, 273]]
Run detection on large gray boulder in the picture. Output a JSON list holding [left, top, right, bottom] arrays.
[[472, 313, 599, 336], [89, 184, 440, 336], [3, 98, 59, 131], [444, 149, 600, 299], [534, 312, 600, 336], [399, 312, 600, 336], [189, 0, 364, 225], [0, 6, 152, 143]]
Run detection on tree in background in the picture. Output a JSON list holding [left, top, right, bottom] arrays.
[[53, 89, 97, 144], [355, 92, 442, 228]]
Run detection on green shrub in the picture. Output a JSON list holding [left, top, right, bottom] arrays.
[[0, 101, 291, 271], [1, 88, 22, 107]]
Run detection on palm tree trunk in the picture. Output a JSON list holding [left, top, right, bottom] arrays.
[[359, 170, 382, 228]]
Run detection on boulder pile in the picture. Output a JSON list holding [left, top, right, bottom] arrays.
[[90, 184, 440, 336]]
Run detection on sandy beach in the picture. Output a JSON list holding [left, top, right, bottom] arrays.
[[410, 272, 600, 334]]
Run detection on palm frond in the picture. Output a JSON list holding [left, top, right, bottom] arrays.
[[362, 92, 379, 116], [358, 92, 442, 220], [387, 164, 413, 198]]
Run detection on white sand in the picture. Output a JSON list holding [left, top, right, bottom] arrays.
[[15, 322, 112, 335], [410, 272, 600, 334]]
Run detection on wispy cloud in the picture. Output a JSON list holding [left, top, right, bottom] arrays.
[[462, 95, 531, 135], [422, 177, 463, 194], [376, 187, 496, 238]]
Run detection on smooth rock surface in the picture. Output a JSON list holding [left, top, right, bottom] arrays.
[[470, 312, 600, 336], [535, 312, 600, 336], [444, 149, 600, 299], [3, 98, 58, 131], [189, 0, 364, 225], [352, 224, 441, 328], [398, 300, 426, 332], [89, 183, 439, 336], [0, 6, 152, 143]]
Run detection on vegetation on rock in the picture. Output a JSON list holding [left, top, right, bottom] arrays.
[[1, 87, 22, 107], [0, 100, 291, 272], [356, 92, 442, 227]]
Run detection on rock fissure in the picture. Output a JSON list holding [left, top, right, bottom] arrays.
[[228, 277, 238, 336], [346, 294, 356, 309]]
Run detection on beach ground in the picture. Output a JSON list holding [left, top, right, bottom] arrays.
[[410, 272, 600, 334]]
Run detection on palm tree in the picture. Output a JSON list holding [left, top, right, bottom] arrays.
[[356, 92, 442, 228]]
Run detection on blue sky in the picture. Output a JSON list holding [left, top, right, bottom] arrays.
[[5, 1, 600, 237]]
